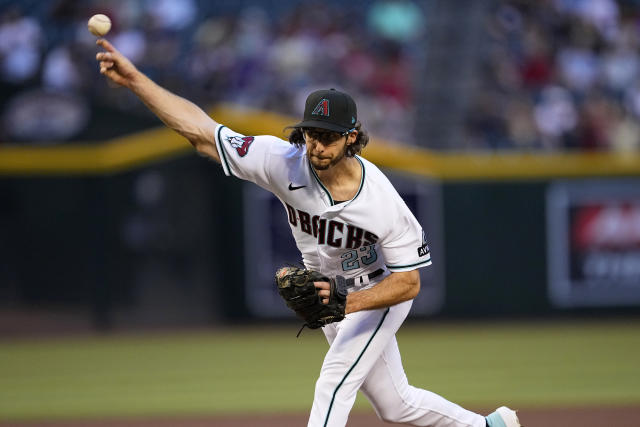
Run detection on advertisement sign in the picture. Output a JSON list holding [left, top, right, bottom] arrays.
[[547, 180, 640, 308], [243, 173, 445, 318]]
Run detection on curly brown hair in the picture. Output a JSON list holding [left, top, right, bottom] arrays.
[[287, 122, 370, 157]]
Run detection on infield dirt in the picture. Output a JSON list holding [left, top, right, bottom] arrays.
[[3, 406, 639, 427]]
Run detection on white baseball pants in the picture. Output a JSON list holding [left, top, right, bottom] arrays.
[[307, 300, 486, 427]]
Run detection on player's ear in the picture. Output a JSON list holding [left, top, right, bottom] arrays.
[[347, 130, 358, 145]]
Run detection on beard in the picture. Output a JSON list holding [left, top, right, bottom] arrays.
[[309, 148, 347, 171]]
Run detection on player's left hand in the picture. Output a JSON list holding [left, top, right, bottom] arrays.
[[275, 266, 348, 330], [314, 282, 331, 304]]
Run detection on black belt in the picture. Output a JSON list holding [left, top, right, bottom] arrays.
[[345, 268, 384, 287]]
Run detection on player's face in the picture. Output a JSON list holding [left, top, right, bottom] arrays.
[[303, 129, 350, 170]]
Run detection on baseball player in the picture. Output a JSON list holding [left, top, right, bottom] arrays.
[[95, 38, 520, 427]]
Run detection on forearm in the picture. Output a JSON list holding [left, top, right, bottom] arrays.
[[345, 270, 420, 314], [96, 39, 220, 160], [128, 71, 219, 160]]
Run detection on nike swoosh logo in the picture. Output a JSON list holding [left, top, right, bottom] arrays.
[[288, 183, 306, 191]]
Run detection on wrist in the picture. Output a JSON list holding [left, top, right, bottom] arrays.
[[127, 68, 145, 91], [345, 293, 359, 314]]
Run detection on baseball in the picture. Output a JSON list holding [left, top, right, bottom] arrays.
[[87, 14, 111, 37]]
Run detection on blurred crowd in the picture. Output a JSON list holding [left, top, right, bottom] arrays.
[[0, 0, 425, 144], [4, 0, 640, 151], [467, 0, 640, 151]]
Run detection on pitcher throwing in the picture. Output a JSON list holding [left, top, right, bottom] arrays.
[[95, 37, 520, 427]]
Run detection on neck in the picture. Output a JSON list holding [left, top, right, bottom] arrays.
[[314, 156, 357, 183], [313, 156, 362, 201]]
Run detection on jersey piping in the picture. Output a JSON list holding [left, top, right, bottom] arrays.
[[386, 258, 432, 270], [309, 158, 333, 205], [216, 125, 234, 177], [323, 307, 390, 427], [308, 156, 365, 207], [351, 156, 366, 202]]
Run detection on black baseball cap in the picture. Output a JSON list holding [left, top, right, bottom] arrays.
[[293, 88, 357, 133]]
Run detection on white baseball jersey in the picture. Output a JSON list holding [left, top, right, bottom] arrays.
[[214, 124, 432, 287], [213, 123, 488, 427]]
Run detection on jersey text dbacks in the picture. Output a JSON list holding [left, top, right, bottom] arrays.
[[286, 203, 378, 249]]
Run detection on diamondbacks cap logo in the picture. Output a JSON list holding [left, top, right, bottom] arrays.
[[311, 98, 330, 117], [226, 135, 254, 157]]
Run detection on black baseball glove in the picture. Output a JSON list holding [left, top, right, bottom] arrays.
[[275, 266, 348, 331]]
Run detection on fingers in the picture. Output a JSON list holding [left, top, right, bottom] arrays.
[[316, 284, 330, 305], [96, 38, 116, 53], [314, 281, 330, 304], [96, 51, 115, 73], [95, 39, 127, 87], [101, 68, 125, 86], [99, 60, 114, 73], [96, 51, 114, 62], [97, 54, 115, 75], [314, 281, 330, 291], [96, 40, 120, 67]]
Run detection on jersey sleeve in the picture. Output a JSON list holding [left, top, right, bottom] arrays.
[[214, 124, 280, 189], [379, 199, 432, 273]]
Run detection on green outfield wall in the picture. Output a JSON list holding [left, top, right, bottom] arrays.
[[2, 105, 640, 328], [442, 181, 549, 315]]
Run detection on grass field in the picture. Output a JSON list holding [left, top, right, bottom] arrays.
[[1, 319, 639, 422]]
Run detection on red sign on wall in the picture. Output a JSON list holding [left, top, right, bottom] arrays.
[[547, 181, 640, 308]]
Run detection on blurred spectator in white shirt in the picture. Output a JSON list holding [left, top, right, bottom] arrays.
[[0, 8, 43, 83]]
